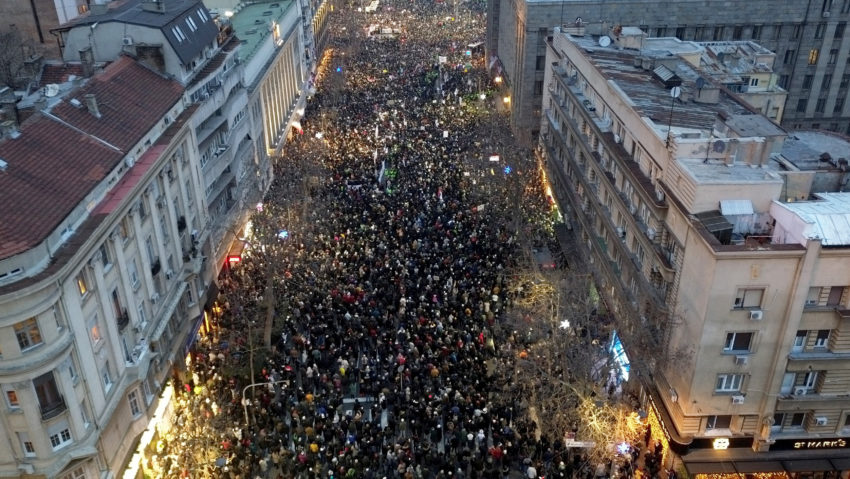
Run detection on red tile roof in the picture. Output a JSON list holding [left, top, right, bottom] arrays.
[[0, 56, 184, 260], [51, 56, 185, 152]]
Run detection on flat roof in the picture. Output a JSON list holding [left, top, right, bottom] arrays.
[[780, 130, 850, 170], [565, 34, 760, 134], [677, 158, 784, 184], [230, 0, 295, 63], [778, 192, 850, 246]]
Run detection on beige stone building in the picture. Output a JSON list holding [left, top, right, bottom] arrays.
[[541, 27, 850, 476]]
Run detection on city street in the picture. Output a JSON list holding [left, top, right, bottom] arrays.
[[152, 0, 600, 477]]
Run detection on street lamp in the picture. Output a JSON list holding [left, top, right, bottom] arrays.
[[242, 380, 289, 425]]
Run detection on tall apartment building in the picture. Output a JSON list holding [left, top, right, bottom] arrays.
[[0, 56, 210, 479], [540, 28, 850, 476], [488, 0, 850, 145]]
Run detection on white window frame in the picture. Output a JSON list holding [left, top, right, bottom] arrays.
[[17, 432, 35, 457], [716, 373, 744, 392], [723, 332, 753, 353], [49, 426, 72, 450], [88, 315, 102, 346], [128, 390, 141, 417], [80, 399, 91, 429], [801, 371, 818, 390], [129, 259, 140, 289], [814, 329, 830, 348], [102, 362, 113, 392], [734, 287, 764, 309], [3, 385, 20, 409], [14, 317, 43, 351], [60, 466, 87, 479]]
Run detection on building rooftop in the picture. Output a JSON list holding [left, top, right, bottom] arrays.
[[0, 57, 184, 260], [779, 130, 850, 170], [230, 1, 295, 63], [564, 33, 760, 135], [698, 40, 776, 82], [775, 192, 850, 246], [63, 0, 218, 65]]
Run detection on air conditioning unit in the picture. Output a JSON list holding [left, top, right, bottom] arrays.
[[823, 10, 831, 17], [613, 134, 622, 144], [793, 386, 808, 396], [670, 388, 679, 403], [616, 226, 626, 238], [166, 270, 174, 280], [123, 36, 134, 46], [206, 50, 213, 59], [815, 416, 828, 426], [735, 355, 749, 366], [731, 395, 745, 405], [749, 309, 764, 321], [151, 293, 160, 305], [646, 228, 656, 240], [156, 197, 166, 209]]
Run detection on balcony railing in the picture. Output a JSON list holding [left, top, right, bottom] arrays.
[[40, 396, 67, 421]]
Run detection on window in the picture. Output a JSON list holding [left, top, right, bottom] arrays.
[[816, 23, 826, 39], [731, 26, 741, 40], [751, 25, 762, 40], [186, 16, 198, 32], [790, 412, 806, 428], [77, 4, 89, 14], [68, 356, 78, 383], [784, 49, 796, 65], [139, 200, 147, 219], [774, 24, 783, 40], [128, 390, 141, 416], [806, 287, 822, 306], [693, 26, 704, 41], [60, 466, 87, 479], [800, 371, 818, 389], [76, 273, 88, 296], [675, 27, 686, 39], [145, 236, 156, 264], [3, 385, 19, 409], [17, 432, 35, 457], [15, 318, 43, 351], [129, 259, 140, 288], [793, 24, 802, 39], [772, 412, 786, 432], [803, 75, 814, 89], [845, 0, 850, 12], [706, 415, 732, 430], [823, 74, 833, 89], [724, 332, 753, 353], [716, 374, 744, 392], [815, 329, 830, 348], [779, 75, 790, 89], [49, 427, 72, 450], [843, 413, 850, 432], [816, 98, 826, 113], [655, 27, 666, 37], [535, 55, 545, 71], [88, 315, 101, 345], [102, 362, 113, 391], [118, 218, 130, 242], [534, 80, 543, 96], [80, 399, 91, 428], [716, 26, 727, 40], [827, 286, 845, 305], [828, 50, 838, 65], [34, 371, 63, 417], [137, 303, 147, 326], [99, 243, 111, 270], [734, 288, 763, 308], [797, 99, 808, 112], [793, 330, 808, 351], [750, 77, 758, 87], [809, 49, 820, 65]]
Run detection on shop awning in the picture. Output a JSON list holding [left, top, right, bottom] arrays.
[[733, 461, 785, 473], [782, 459, 836, 472], [685, 462, 737, 474]]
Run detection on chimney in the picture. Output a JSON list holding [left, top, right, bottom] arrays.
[[84, 94, 102, 118], [79, 47, 95, 78]]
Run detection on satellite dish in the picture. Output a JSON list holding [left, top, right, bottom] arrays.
[[670, 86, 681, 98], [44, 84, 60, 97], [713, 140, 726, 153], [598, 36, 612, 47]]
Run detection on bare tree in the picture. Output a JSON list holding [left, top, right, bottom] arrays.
[[0, 29, 33, 88]]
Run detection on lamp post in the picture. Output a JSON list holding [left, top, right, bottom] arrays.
[[242, 380, 290, 425]]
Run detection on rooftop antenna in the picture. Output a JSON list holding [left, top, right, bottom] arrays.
[[666, 86, 681, 148]]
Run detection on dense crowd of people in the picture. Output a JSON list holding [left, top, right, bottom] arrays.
[[144, 0, 633, 477]]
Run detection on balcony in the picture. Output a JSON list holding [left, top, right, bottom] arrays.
[[40, 396, 67, 421], [150, 258, 161, 276]]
